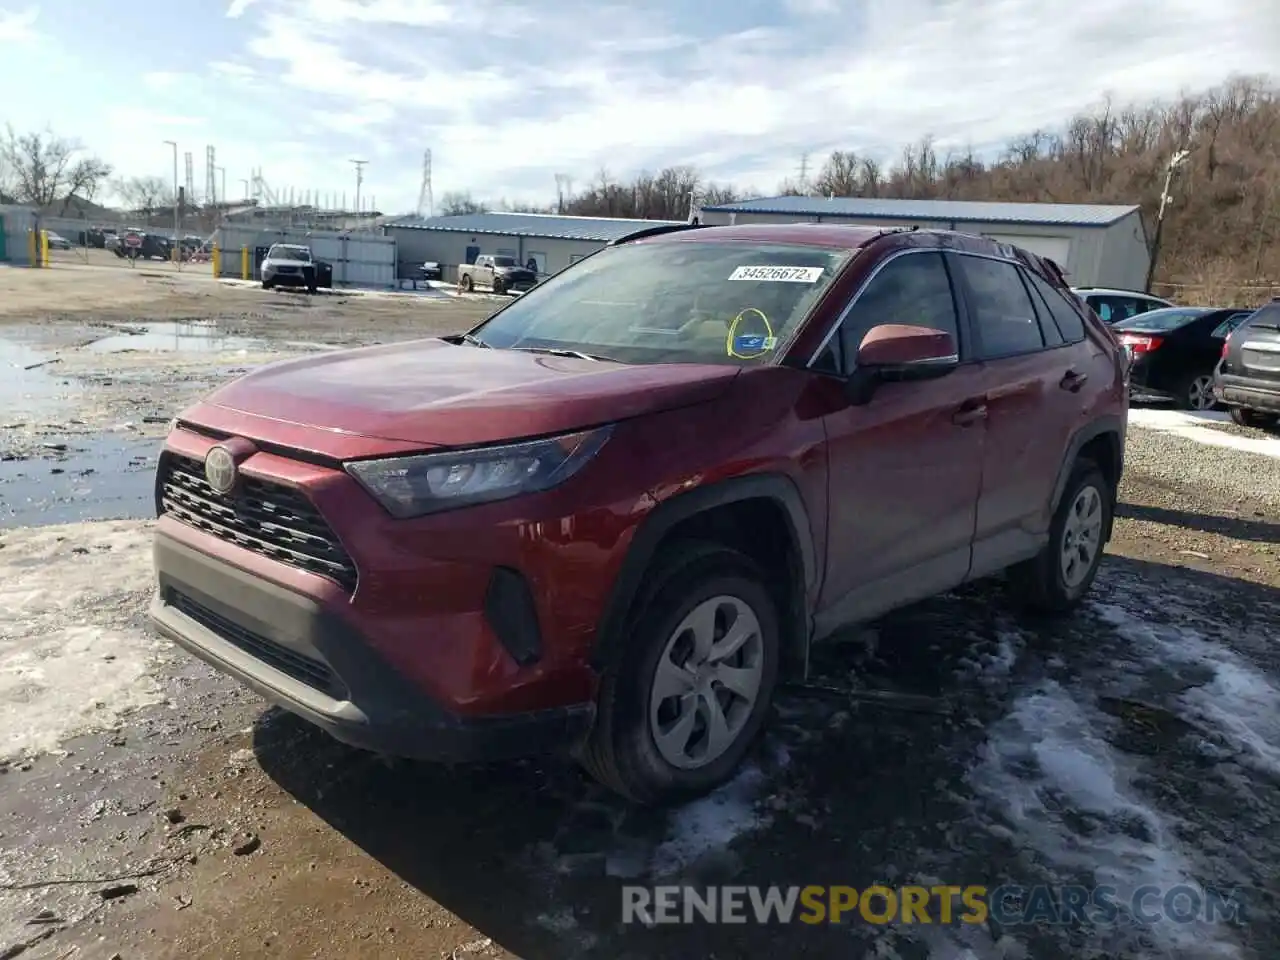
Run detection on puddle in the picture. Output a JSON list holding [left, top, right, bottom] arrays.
[[0, 436, 160, 528], [0, 338, 81, 417], [85, 321, 264, 354]]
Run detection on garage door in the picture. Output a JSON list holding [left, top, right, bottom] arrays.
[[983, 234, 1071, 268]]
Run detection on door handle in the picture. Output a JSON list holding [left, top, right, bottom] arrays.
[[952, 400, 988, 426], [1060, 370, 1089, 393]]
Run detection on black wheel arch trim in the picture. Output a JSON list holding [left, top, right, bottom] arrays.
[[1049, 414, 1125, 537], [590, 473, 818, 674]]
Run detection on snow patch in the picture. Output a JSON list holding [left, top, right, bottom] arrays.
[[1093, 601, 1280, 777], [0, 520, 165, 760], [968, 681, 1242, 958], [1128, 408, 1280, 458]]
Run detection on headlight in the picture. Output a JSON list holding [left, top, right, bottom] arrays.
[[345, 425, 613, 518]]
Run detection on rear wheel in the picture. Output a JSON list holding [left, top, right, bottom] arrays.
[[1177, 371, 1217, 411], [580, 541, 780, 805], [1008, 458, 1111, 614], [261, 279, 273, 290], [1230, 406, 1279, 429], [461, 275, 474, 292]]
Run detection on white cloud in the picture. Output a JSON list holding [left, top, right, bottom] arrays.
[[1, 0, 1278, 212], [0, 5, 37, 41]]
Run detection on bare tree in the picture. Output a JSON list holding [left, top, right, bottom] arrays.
[[438, 190, 488, 215], [0, 124, 112, 214], [115, 175, 173, 218], [814, 151, 860, 197]]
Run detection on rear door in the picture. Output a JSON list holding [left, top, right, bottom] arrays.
[[954, 254, 1102, 577], [1224, 302, 1280, 388]]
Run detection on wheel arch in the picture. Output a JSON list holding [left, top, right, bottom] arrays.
[[1049, 415, 1125, 540], [590, 473, 818, 680]]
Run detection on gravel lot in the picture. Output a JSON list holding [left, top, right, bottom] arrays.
[[2, 264, 1279, 960]]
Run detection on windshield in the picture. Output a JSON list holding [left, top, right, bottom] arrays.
[[1117, 307, 1210, 332], [269, 245, 311, 261], [492, 256, 518, 267], [472, 240, 850, 365]]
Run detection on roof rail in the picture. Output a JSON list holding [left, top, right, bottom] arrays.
[[608, 222, 707, 246]]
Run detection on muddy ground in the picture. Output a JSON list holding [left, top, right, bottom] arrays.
[[1, 264, 1278, 960]]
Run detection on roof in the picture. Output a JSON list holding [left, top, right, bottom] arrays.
[[701, 195, 1140, 228], [384, 212, 683, 243], [640, 222, 887, 249]]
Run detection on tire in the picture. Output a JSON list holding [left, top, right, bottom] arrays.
[[306, 283, 317, 294], [1007, 458, 1111, 615], [1229, 406, 1278, 429], [580, 540, 781, 805], [261, 280, 273, 290], [1176, 370, 1217, 411], [493, 278, 507, 295], [461, 275, 474, 292]]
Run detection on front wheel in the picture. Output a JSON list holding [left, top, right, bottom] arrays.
[[1008, 458, 1111, 615], [580, 541, 780, 805]]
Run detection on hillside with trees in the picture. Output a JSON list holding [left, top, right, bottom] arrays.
[[450, 75, 1279, 297]]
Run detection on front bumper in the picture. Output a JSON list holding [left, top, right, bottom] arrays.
[[150, 531, 594, 762], [265, 269, 314, 287]]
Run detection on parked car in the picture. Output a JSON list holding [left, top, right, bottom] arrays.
[[1072, 287, 1175, 324], [456, 254, 537, 295], [261, 243, 318, 292], [1215, 298, 1280, 429], [112, 231, 173, 261], [1115, 306, 1255, 410], [149, 223, 1126, 805], [45, 231, 72, 250], [419, 261, 442, 282]]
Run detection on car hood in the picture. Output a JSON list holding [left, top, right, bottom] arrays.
[[203, 338, 740, 447], [265, 258, 311, 268]]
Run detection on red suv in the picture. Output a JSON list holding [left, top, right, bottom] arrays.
[[150, 223, 1126, 804]]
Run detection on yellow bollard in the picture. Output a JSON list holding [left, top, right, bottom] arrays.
[[211, 245, 221, 278], [241, 246, 249, 281], [39, 230, 49, 267]]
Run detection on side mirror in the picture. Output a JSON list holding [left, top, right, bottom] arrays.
[[844, 324, 958, 404]]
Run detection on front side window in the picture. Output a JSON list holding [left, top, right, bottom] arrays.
[[833, 252, 959, 372], [957, 256, 1044, 358], [473, 241, 851, 366]]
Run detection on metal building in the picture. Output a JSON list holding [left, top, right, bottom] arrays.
[[0, 204, 37, 263], [383, 212, 682, 281], [697, 196, 1150, 289]]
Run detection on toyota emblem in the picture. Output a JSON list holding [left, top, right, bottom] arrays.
[[204, 445, 238, 495]]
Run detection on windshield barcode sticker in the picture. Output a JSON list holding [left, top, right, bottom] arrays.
[[729, 265, 824, 283]]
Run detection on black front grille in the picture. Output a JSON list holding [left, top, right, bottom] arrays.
[[169, 589, 338, 695], [159, 453, 358, 591]]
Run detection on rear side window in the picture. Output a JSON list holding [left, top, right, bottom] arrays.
[[956, 256, 1045, 358], [834, 252, 960, 372], [1025, 272, 1087, 343], [1210, 312, 1253, 339], [1089, 295, 1145, 323], [1243, 304, 1280, 330]]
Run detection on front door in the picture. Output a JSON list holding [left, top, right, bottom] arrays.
[[814, 250, 987, 634]]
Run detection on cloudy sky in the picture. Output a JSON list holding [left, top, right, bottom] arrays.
[[0, 0, 1276, 213]]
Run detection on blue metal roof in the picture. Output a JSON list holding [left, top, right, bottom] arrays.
[[700, 195, 1139, 228], [384, 212, 684, 243]]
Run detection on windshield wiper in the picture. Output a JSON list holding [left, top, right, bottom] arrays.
[[461, 333, 490, 348], [511, 346, 611, 362]]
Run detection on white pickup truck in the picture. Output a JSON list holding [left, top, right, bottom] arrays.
[[455, 255, 538, 295]]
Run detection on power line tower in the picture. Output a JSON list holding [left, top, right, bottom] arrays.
[[416, 150, 433, 217], [798, 153, 810, 193], [350, 158, 367, 214], [554, 173, 572, 213], [205, 145, 217, 207], [183, 152, 195, 204]]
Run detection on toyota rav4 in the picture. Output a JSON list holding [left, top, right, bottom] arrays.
[[150, 223, 1126, 805]]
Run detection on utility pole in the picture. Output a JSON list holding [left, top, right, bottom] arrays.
[[1145, 149, 1191, 293], [416, 150, 433, 218], [163, 140, 180, 269], [351, 159, 367, 214]]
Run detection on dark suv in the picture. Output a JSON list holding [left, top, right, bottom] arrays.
[[150, 224, 1126, 805], [1216, 298, 1280, 428]]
